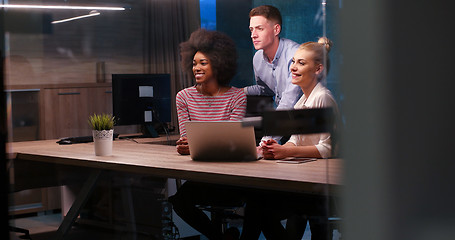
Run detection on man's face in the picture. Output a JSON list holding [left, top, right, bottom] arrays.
[[249, 16, 278, 51]]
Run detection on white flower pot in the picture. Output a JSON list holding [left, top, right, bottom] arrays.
[[92, 129, 113, 156]]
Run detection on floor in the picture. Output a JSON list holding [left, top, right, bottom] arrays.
[[9, 212, 167, 240], [9, 212, 341, 240]]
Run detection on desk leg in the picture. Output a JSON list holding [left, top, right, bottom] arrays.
[[52, 170, 102, 240]]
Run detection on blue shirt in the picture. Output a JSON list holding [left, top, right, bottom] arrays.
[[245, 38, 302, 110]]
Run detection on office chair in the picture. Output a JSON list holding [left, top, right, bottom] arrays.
[[174, 179, 244, 235], [195, 204, 244, 234], [7, 160, 33, 240], [286, 196, 342, 240], [328, 195, 343, 239], [9, 226, 32, 239]]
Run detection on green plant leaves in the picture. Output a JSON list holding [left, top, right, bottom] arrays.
[[88, 113, 115, 131]]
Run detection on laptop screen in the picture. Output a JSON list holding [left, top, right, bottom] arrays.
[[185, 121, 258, 161]]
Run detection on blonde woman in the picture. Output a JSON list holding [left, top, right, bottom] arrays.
[[241, 37, 338, 240]]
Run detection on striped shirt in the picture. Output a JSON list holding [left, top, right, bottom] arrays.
[[176, 86, 247, 137]]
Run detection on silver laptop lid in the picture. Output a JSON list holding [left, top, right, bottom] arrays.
[[185, 121, 258, 161]]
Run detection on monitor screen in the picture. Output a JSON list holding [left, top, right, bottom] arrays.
[[112, 74, 171, 136], [245, 95, 274, 117]]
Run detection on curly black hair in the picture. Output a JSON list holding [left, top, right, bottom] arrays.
[[180, 28, 237, 86]]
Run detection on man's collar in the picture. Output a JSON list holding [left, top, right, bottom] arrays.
[[263, 38, 283, 64]]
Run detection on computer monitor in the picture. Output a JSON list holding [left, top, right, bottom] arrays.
[[112, 74, 171, 137], [245, 95, 274, 117]]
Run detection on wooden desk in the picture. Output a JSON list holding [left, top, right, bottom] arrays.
[[10, 138, 342, 193], [9, 138, 343, 239]]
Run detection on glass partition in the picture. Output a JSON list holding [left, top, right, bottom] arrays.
[[3, 0, 342, 239]]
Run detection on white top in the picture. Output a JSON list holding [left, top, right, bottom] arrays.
[[287, 82, 338, 158]]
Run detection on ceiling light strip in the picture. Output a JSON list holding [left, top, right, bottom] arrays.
[[52, 12, 101, 24], [0, 4, 125, 11]]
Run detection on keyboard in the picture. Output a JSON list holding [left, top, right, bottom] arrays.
[[57, 136, 93, 145], [57, 133, 119, 145]]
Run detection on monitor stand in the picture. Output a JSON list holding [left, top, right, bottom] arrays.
[[118, 124, 159, 139], [142, 123, 159, 138]]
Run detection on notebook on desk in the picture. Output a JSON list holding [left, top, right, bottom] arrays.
[[185, 121, 259, 161]]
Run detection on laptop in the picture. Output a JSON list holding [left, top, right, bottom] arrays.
[[185, 121, 259, 161]]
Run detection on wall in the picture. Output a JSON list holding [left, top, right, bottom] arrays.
[[216, 0, 255, 88], [4, 2, 146, 86], [3, 0, 201, 136]]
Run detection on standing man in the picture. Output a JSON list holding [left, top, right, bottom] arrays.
[[245, 5, 302, 111]]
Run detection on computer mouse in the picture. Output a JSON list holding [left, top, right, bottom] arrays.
[[57, 139, 72, 145]]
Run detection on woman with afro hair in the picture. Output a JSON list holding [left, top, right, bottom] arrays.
[[170, 29, 247, 240], [175, 28, 247, 155]]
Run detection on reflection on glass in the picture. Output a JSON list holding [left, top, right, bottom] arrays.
[[4, 0, 342, 239]]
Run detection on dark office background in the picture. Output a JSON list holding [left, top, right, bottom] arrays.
[[3, 0, 455, 240]]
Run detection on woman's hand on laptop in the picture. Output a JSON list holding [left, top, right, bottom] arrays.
[[176, 137, 190, 155]]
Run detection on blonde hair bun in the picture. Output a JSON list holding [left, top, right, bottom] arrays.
[[317, 37, 333, 52]]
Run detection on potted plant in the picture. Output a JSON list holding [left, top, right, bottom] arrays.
[[88, 113, 115, 156]]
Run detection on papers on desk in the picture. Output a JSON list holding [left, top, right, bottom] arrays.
[[276, 158, 317, 164]]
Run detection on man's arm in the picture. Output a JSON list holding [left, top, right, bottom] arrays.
[[245, 52, 276, 96], [244, 78, 275, 96], [275, 80, 302, 110]]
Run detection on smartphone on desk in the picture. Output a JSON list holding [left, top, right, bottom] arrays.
[[276, 158, 317, 164]]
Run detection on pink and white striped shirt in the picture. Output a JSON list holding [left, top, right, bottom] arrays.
[[176, 86, 247, 137]]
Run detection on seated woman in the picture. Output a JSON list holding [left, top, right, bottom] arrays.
[[174, 28, 246, 155], [261, 36, 337, 160], [240, 37, 338, 240], [169, 28, 247, 240]]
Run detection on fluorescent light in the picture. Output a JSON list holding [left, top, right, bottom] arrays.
[[52, 10, 101, 24], [0, 4, 125, 11]]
